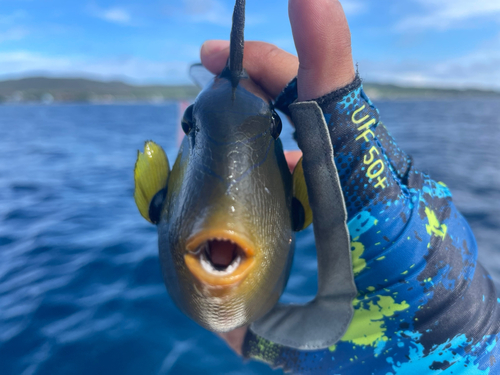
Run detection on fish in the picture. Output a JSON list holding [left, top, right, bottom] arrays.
[[133, 0, 311, 332]]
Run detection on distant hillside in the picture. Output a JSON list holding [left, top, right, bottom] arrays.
[[0, 77, 498, 103], [0, 77, 199, 103], [363, 83, 500, 100]]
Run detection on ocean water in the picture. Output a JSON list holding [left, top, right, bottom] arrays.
[[0, 99, 498, 375]]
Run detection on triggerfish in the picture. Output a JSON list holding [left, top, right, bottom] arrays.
[[133, 0, 311, 332]]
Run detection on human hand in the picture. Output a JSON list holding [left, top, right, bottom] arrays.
[[201, 0, 356, 354], [201, 0, 355, 101], [200, 2, 500, 373]]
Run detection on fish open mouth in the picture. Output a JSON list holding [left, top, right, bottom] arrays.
[[184, 231, 255, 287]]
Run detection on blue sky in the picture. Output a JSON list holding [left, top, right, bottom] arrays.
[[0, 0, 499, 89]]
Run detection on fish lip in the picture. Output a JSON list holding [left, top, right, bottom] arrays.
[[184, 229, 255, 288]]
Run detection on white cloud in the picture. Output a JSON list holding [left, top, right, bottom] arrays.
[[358, 41, 500, 90], [0, 11, 29, 43], [99, 8, 131, 24], [396, 0, 500, 31], [339, 0, 365, 16], [0, 51, 192, 84], [0, 10, 27, 25], [0, 27, 29, 43], [183, 0, 232, 26], [89, 5, 133, 25], [182, 0, 264, 27]]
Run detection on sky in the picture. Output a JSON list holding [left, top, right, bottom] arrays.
[[0, 0, 500, 89]]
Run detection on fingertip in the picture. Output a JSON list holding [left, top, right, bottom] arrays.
[[217, 326, 247, 356], [200, 40, 230, 75], [284, 150, 303, 173], [200, 40, 298, 98], [201, 40, 230, 57], [289, 0, 355, 100]]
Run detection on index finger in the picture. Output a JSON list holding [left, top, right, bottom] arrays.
[[201, 40, 299, 99]]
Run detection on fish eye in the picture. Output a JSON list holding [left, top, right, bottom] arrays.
[[270, 110, 282, 140], [181, 104, 194, 135]]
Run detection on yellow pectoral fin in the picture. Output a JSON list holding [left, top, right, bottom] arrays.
[[292, 157, 312, 231], [134, 141, 170, 224]]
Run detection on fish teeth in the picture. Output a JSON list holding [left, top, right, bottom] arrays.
[[212, 237, 236, 244], [200, 251, 242, 276]]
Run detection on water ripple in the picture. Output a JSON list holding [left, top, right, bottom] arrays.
[[0, 101, 497, 374]]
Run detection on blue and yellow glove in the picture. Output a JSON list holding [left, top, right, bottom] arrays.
[[243, 76, 500, 374]]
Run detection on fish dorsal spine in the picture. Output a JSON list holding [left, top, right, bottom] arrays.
[[220, 0, 246, 88]]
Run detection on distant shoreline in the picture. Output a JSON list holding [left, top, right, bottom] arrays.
[[0, 77, 499, 103]]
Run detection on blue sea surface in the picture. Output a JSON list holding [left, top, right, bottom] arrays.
[[0, 99, 498, 374]]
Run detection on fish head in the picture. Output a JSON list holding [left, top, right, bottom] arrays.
[[158, 75, 295, 332]]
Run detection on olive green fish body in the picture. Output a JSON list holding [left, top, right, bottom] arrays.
[[134, 0, 312, 332], [158, 77, 295, 331]]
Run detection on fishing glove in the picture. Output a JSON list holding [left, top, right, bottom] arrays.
[[242, 76, 500, 374]]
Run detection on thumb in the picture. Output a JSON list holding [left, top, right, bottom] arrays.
[[289, 0, 356, 101]]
